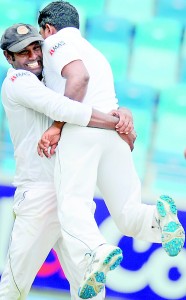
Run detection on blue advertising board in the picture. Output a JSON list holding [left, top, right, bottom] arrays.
[[0, 185, 186, 300]]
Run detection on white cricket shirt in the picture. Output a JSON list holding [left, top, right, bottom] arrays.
[[1, 68, 92, 188], [42, 27, 119, 113]]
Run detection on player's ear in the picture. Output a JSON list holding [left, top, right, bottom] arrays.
[[45, 23, 57, 35]]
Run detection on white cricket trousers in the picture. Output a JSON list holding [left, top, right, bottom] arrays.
[[55, 125, 162, 264], [0, 185, 104, 300]]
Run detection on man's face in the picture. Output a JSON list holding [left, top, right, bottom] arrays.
[[6, 42, 43, 77]]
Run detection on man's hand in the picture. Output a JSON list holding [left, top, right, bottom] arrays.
[[118, 130, 137, 151], [110, 107, 134, 134], [37, 122, 64, 158]]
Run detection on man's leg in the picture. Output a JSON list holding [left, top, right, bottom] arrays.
[[54, 125, 107, 254], [54, 125, 123, 299], [97, 130, 185, 254], [53, 200, 105, 299], [0, 186, 61, 300], [54, 238, 105, 300]]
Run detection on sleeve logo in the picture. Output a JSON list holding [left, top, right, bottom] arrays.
[[10, 71, 31, 82]]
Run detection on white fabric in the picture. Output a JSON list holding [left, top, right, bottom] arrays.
[[0, 66, 104, 299], [42, 27, 162, 273], [0, 187, 104, 300], [55, 125, 162, 253], [1, 68, 92, 188], [42, 27, 119, 113]]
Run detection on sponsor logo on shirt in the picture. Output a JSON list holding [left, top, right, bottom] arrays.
[[10, 72, 31, 82], [49, 41, 65, 56]]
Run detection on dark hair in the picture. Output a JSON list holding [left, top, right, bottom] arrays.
[[38, 1, 79, 31], [6, 50, 15, 61]]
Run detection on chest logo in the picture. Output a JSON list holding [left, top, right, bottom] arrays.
[[49, 41, 65, 56]]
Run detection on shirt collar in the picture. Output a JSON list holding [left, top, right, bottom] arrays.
[[57, 27, 81, 38]]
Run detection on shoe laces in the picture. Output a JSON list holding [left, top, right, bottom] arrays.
[[84, 252, 99, 277], [155, 217, 161, 229]]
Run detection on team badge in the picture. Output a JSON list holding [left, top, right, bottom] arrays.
[[17, 25, 29, 35]]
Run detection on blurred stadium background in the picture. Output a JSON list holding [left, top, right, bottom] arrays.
[[0, 0, 186, 299]]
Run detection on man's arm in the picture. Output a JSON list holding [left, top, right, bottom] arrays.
[[53, 60, 133, 133], [55, 60, 122, 131], [50, 59, 90, 131], [37, 111, 136, 158], [6, 69, 126, 130], [6, 70, 92, 126], [110, 107, 134, 134], [62, 59, 89, 101], [62, 61, 135, 133], [37, 60, 136, 156]]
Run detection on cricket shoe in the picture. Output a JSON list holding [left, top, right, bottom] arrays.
[[78, 244, 123, 299], [156, 195, 185, 256]]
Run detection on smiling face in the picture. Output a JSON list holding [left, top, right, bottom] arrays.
[[5, 41, 43, 77]]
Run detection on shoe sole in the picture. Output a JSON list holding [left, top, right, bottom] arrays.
[[78, 247, 123, 299], [157, 195, 185, 256]]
